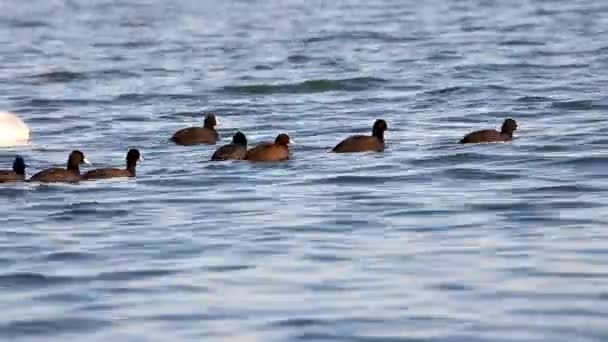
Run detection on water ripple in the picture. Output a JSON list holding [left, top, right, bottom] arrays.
[[2, 0, 608, 341], [221, 77, 387, 94]]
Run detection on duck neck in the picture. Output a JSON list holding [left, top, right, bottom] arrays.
[[126, 160, 137, 176], [373, 127, 385, 142], [13, 163, 25, 176], [501, 128, 514, 138], [67, 162, 80, 174]]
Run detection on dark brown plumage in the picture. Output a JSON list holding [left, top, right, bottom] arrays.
[[0, 156, 26, 183], [82, 149, 141, 180], [211, 131, 247, 161], [29, 150, 88, 183], [332, 119, 388, 153], [170, 113, 219, 145], [245, 133, 291, 162], [460, 118, 518, 144]]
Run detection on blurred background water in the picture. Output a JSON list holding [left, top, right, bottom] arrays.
[[1, 0, 608, 341]]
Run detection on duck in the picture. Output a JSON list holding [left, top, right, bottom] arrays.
[[211, 131, 247, 161], [29, 150, 89, 183], [170, 113, 219, 145], [245, 133, 291, 162], [0, 156, 26, 183], [82, 149, 142, 180], [460, 118, 518, 144], [332, 119, 388, 153]]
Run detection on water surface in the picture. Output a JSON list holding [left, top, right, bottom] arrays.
[[1, 0, 608, 341]]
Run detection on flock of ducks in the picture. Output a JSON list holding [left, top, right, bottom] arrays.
[[0, 114, 518, 184]]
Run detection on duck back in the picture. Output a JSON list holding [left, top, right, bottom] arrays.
[[245, 143, 289, 162], [171, 127, 218, 145], [82, 168, 132, 180], [460, 129, 509, 144], [0, 171, 25, 183], [211, 144, 247, 161], [332, 135, 384, 153], [29, 168, 80, 183]]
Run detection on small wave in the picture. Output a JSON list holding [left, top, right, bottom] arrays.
[[499, 40, 546, 47], [49, 202, 131, 220], [551, 100, 608, 110], [516, 184, 602, 194], [469, 201, 537, 212], [146, 313, 218, 322], [253, 64, 273, 70], [287, 54, 311, 63], [93, 40, 157, 49], [92, 68, 140, 79], [411, 152, 496, 167], [498, 22, 537, 33], [303, 31, 416, 43], [96, 269, 176, 281], [0, 272, 74, 287], [160, 111, 202, 119], [8, 19, 48, 28], [317, 174, 396, 185], [221, 77, 386, 95], [433, 282, 474, 292], [546, 155, 608, 168], [26, 98, 111, 107], [206, 264, 254, 272], [44, 251, 99, 262], [424, 84, 508, 96], [1, 317, 109, 337], [530, 270, 608, 279], [516, 96, 552, 103], [447, 168, 520, 181], [271, 317, 330, 328], [114, 93, 203, 103], [28, 71, 85, 83], [455, 63, 588, 72]]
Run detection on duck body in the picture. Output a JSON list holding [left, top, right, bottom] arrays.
[[29, 150, 88, 183], [245, 134, 291, 162], [332, 135, 384, 153], [0, 156, 26, 183], [211, 144, 247, 160], [171, 113, 219, 146], [0, 171, 24, 183], [29, 168, 81, 183], [211, 132, 248, 161], [332, 119, 388, 153], [459, 119, 518, 144], [82, 149, 141, 180], [82, 168, 133, 180], [459, 129, 511, 144], [171, 127, 218, 145]]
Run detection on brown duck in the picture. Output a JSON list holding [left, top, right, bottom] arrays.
[[171, 113, 219, 145], [211, 131, 248, 161], [332, 119, 388, 153], [245, 133, 291, 162], [29, 150, 89, 183], [0, 156, 26, 183], [460, 118, 518, 144], [82, 149, 142, 180]]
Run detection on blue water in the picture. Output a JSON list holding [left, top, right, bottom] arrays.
[[2, 0, 608, 341]]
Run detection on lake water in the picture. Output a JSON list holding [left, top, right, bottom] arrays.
[[1, 0, 608, 341]]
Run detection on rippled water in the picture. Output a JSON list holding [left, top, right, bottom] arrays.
[[2, 0, 608, 341]]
